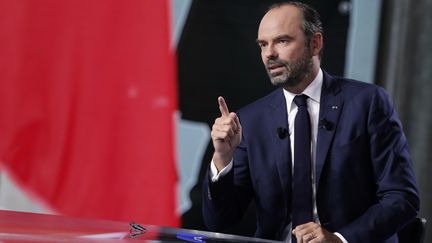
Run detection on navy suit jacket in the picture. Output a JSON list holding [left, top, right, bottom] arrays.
[[202, 72, 419, 242]]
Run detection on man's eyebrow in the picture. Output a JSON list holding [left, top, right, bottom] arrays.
[[274, 34, 293, 40], [256, 34, 294, 44]]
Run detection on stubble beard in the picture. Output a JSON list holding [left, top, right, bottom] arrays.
[[266, 48, 314, 88]]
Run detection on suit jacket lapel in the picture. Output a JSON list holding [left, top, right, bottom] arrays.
[[316, 72, 343, 186], [269, 88, 292, 201]]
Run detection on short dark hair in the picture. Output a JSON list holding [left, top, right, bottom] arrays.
[[267, 1, 324, 58]]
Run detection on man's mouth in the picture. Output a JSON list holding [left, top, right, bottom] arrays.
[[267, 64, 285, 73]]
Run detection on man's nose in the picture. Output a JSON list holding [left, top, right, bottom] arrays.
[[264, 45, 278, 60]]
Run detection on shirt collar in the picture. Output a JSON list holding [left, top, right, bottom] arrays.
[[283, 68, 323, 111]]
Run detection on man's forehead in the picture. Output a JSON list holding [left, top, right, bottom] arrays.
[[263, 5, 303, 24], [258, 5, 303, 38]]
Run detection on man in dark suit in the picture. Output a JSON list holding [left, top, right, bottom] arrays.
[[202, 1, 419, 243]]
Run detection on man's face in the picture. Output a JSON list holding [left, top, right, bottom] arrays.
[[257, 6, 313, 88]]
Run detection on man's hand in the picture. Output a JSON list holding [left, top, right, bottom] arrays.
[[211, 96, 242, 171], [292, 222, 343, 243]]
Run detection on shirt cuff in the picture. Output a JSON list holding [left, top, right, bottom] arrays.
[[334, 232, 348, 243], [210, 159, 233, 182]]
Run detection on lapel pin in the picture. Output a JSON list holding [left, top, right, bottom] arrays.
[[331, 106, 338, 110]]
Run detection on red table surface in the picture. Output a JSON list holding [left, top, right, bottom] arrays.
[[0, 210, 158, 242]]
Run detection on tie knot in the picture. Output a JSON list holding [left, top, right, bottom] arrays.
[[293, 94, 308, 108]]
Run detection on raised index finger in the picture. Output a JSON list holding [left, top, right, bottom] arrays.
[[218, 96, 230, 117]]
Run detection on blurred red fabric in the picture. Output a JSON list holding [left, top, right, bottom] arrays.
[[0, 0, 179, 226]]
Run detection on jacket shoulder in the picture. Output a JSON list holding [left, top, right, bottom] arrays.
[[237, 88, 283, 116]]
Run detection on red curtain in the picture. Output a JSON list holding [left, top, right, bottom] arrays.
[[0, 0, 179, 226]]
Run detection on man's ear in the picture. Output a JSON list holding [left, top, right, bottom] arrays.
[[311, 32, 323, 57]]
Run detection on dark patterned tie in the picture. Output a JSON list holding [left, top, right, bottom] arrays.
[[292, 95, 313, 236]]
